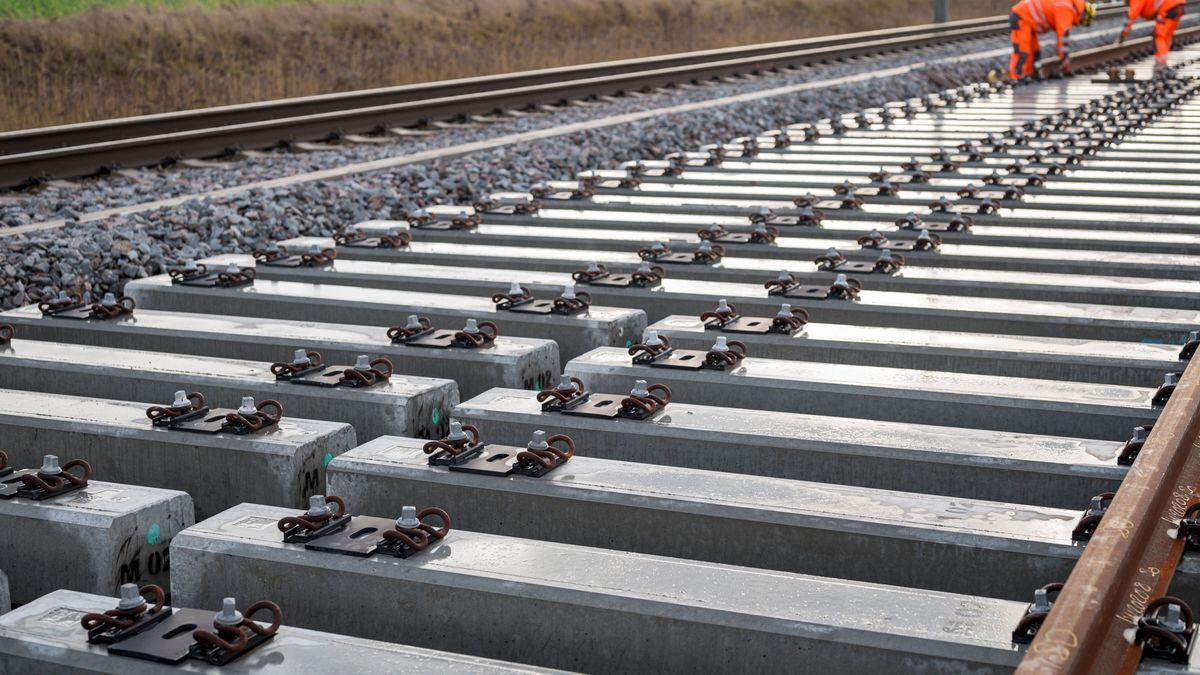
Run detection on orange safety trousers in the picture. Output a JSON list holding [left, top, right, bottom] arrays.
[[1129, 0, 1185, 65], [1009, 4, 1042, 79], [1156, 7, 1184, 64]]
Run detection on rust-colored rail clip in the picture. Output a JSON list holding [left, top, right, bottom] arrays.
[[705, 336, 747, 370], [277, 495, 350, 544], [388, 314, 434, 343], [513, 431, 575, 477], [628, 330, 674, 365], [215, 263, 256, 288], [167, 260, 210, 284], [146, 390, 208, 427], [1134, 597, 1196, 664], [1012, 582, 1064, 644], [1070, 492, 1115, 541], [339, 356, 393, 388], [537, 375, 588, 412], [0, 323, 13, 346], [1117, 425, 1153, 466], [492, 282, 536, 309], [189, 598, 282, 666], [423, 420, 485, 466], [454, 319, 499, 347], [81, 583, 169, 645], [620, 381, 671, 420], [222, 398, 283, 434], [789, 199, 825, 226], [1180, 331, 1200, 361], [1175, 504, 1200, 553], [379, 506, 452, 558], [1153, 372, 1183, 408]]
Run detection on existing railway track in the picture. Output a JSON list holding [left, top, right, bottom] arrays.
[[0, 2, 1131, 190], [2, 21, 1200, 675]]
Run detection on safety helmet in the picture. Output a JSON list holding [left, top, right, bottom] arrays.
[[1081, 2, 1096, 26]]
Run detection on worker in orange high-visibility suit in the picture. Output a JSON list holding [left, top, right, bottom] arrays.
[[1009, 0, 1097, 80], [1120, 0, 1186, 70]]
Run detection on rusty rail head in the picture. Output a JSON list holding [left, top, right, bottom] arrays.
[[1037, 25, 1200, 78], [1017, 360, 1200, 675]]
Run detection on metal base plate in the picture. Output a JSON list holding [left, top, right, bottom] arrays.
[[15, 479, 86, 501], [706, 316, 773, 334], [561, 394, 624, 419], [584, 274, 631, 288], [284, 365, 353, 388], [916, 221, 965, 233], [107, 608, 196, 664], [339, 238, 397, 249], [827, 261, 876, 274], [304, 516, 395, 557], [410, 220, 472, 231], [172, 274, 217, 287], [647, 253, 697, 265], [713, 233, 752, 244], [448, 445, 522, 477], [503, 299, 556, 315], [871, 240, 918, 251], [780, 286, 832, 300], [765, 216, 802, 226], [259, 256, 302, 267], [645, 350, 707, 370], [401, 329, 458, 348], [168, 408, 268, 436], [173, 274, 253, 289], [581, 273, 660, 289], [44, 305, 94, 320], [427, 443, 486, 466]]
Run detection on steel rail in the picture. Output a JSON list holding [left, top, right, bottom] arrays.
[[1037, 29, 1179, 77], [1016, 359, 1200, 675], [0, 5, 1126, 189], [0, 3, 1123, 157]]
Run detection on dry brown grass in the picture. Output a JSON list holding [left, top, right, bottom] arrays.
[[0, 0, 1015, 131]]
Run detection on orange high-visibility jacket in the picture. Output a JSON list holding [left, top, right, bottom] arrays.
[[1128, 0, 1185, 21], [1015, 0, 1087, 59]]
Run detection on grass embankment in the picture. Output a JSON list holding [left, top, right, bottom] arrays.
[[0, 0, 1014, 131]]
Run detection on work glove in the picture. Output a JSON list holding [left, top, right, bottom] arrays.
[[1118, 28, 1129, 44]]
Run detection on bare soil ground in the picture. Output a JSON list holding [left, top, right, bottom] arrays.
[[0, 0, 1014, 131]]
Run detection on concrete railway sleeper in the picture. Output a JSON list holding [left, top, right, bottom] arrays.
[[228, 250, 1200, 344], [270, 229, 1200, 306], [326, 434, 1200, 602]]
